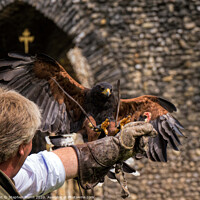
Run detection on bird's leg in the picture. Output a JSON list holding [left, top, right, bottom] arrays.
[[83, 116, 101, 142], [89, 118, 110, 136], [107, 115, 132, 136], [88, 118, 110, 139], [100, 118, 110, 136], [119, 115, 131, 129], [114, 115, 132, 135]]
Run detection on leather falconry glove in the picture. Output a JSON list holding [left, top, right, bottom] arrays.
[[71, 121, 157, 190]]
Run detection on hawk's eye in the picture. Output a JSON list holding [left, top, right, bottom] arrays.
[[100, 86, 104, 91], [110, 88, 112, 92]]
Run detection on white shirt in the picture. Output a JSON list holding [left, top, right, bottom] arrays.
[[13, 151, 66, 199]]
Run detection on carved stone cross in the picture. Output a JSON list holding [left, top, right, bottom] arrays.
[[19, 29, 34, 53]]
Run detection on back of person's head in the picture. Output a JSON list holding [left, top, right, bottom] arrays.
[[0, 87, 41, 163]]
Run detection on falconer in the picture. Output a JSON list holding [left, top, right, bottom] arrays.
[[0, 88, 157, 199]]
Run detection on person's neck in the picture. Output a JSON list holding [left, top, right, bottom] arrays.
[[0, 156, 19, 179]]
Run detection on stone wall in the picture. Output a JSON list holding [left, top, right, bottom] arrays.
[[0, 0, 200, 199]]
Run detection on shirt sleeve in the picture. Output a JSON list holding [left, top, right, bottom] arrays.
[[13, 150, 66, 198]]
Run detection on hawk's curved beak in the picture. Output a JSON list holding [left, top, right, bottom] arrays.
[[102, 88, 111, 97]]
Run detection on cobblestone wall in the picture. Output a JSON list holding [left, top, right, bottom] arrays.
[[0, 0, 200, 199]]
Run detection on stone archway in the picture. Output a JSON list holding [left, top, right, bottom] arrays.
[[0, 1, 77, 79]]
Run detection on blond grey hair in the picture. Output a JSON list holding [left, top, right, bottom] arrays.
[[0, 87, 41, 163]]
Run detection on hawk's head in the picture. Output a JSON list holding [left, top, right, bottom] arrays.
[[91, 82, 113, 100]]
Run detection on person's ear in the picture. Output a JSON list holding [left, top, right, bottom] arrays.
[[18, 144, 25, 157]]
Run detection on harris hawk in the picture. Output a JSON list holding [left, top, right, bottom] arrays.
[[0, 52, 184, 163]]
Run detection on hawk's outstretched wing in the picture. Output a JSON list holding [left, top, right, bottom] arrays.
[[119, 95, 184, 162], [0, 52, 88, 134]]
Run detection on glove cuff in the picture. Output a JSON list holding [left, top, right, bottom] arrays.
[[71, 136, 131, 189]]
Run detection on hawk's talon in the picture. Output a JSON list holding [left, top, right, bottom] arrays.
[[88, 118, 110, 135], [119, 115, 131, 130], [101, 118, 110, 135]]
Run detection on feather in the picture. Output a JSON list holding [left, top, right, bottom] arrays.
[[158, 97, 177, 112], [162, 120, 181, 145], [7, 71, 32, 88], [0, 68, 27, 81], [147, 138, 156, 161], [8, 52, 34, 61], [35, 84, 50, 107], [165, 114, 184, 135], [152, 136, 167, 162], [149, 138, 158, 161], [41, 97, 55, 131], [25, 81, 47, 102]]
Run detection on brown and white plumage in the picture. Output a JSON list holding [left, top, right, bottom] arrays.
[[0, 53, 118, 141], [0, 52, 184, 163]]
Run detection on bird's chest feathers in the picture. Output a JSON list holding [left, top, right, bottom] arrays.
[[91, 100, 109, 114], [85, 95, 111, 117]]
